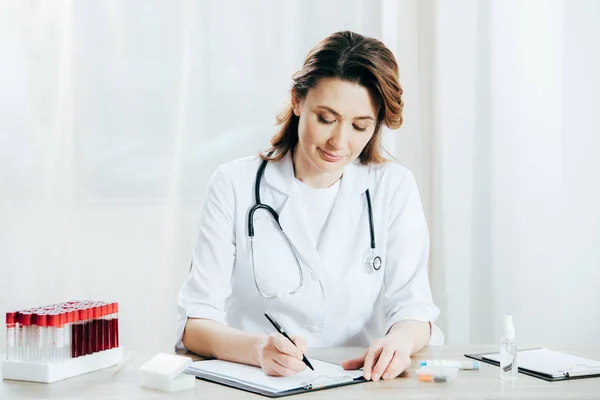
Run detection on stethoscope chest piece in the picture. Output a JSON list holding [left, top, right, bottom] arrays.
[[363, 248, 382, 274]]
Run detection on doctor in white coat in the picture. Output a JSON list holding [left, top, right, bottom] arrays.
[[176, 30, 443, 381]]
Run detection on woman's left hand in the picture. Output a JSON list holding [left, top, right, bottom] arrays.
[[341, 333, 412, 381]]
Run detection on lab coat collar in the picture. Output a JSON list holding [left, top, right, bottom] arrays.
[[262, 152, 295, 195], [262, 151, 371, 196], [262, 151, 371, 276], [338, 157, 371, 197]]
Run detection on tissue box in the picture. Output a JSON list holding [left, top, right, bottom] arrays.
[[139, 353, 196, 392]]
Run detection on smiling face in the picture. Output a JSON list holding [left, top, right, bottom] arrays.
[[292, 77, 379, 188]]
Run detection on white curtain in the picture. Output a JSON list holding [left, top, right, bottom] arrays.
[[395, 0, 600, 346], [1, 0, 598, 353], [0, 0, 400, 352]]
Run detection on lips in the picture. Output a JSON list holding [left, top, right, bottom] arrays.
[[318, 147, 344, 162]]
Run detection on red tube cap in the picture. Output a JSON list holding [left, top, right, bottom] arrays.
[[6, 312, 16, 325], [36, 313, 47, 327], [48, 313, 58, 327], [19, 312, 32, 325]]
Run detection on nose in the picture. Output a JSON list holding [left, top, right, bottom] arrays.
[[327, 123, 350, 150]]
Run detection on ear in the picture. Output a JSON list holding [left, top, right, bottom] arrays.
[[291, 89, 301, 117]]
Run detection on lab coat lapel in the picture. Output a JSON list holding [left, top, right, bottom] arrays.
[[263, 153, 323, 274], [278, 186, 323, 274], [318, 161, 371, 257]]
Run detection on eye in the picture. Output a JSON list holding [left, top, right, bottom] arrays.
[[317, 115, 335, 125], [353, 124, 368, 132]]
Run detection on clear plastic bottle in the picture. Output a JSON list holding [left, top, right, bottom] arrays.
[[500, 315, 518, 380]]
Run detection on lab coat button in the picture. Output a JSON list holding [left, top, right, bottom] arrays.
[[308, 326, 319, 334], [311, 272, 319, 281]]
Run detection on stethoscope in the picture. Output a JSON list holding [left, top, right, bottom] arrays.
[[248, 158, 382, 299]]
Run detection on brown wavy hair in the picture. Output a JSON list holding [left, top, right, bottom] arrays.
[[261, 30, 404, 165]]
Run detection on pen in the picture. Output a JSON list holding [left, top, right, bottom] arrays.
[[264, 312, 314, 371], [419, 360, 480, 370]]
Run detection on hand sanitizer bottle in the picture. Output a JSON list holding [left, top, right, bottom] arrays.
[[500, 315, 518, 380]]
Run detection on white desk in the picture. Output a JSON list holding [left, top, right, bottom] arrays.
[[2, 346, 600, 399]]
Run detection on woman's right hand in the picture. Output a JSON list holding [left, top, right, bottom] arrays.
[[257, 333, 308, 376]]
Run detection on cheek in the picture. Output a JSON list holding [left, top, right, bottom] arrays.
[[296, 117, 309, 147], [299, 118, 326, 146], [350, 133, 374, 154]]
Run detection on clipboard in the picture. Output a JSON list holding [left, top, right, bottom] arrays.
[[465, 348, 600, 382], [185, 358, 366, 397]]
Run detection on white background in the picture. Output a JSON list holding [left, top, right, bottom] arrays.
[[1, 0, 599, 353]]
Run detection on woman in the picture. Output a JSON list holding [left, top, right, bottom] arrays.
[[176, 30, 443, 381]]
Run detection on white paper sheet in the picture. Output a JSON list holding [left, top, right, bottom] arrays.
[[186, 358, 363, 392]]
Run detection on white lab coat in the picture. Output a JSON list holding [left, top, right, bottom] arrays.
[[176, 153, 443, 349]]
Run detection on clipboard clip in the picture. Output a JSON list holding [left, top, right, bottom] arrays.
[[302, 375, 355, 390], [560, 364, 600, 378]]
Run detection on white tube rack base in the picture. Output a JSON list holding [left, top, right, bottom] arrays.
[[2, 347, 124, 383]]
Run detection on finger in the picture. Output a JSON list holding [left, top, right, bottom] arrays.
[[263, 346, 297, 377], [263, 367, 279, 377], [272, 333, 303, 359], [363, 345, 383, 380], [272, 351, 307, 373], [292, 336, 307, 354], [381, 352, 411, 380], [341, 352, 366, 371], [268, 355, 304, 376], [371, 347, 395, 381], [267, 361, 296, 377]]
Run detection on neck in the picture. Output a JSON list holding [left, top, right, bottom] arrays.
[[292, 148, 342, 188]]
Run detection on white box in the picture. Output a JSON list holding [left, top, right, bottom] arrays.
[[139, 353, 196, 392], [1, 347, 124, 383]]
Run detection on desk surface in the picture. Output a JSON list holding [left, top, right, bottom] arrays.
[[2, 345, 600, 399]]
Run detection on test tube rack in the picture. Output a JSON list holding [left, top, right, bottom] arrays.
[[2, 346, 124, 383], [3, 300, 123, 383]]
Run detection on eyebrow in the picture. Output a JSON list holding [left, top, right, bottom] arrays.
[[316, 105, 375, 121]]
